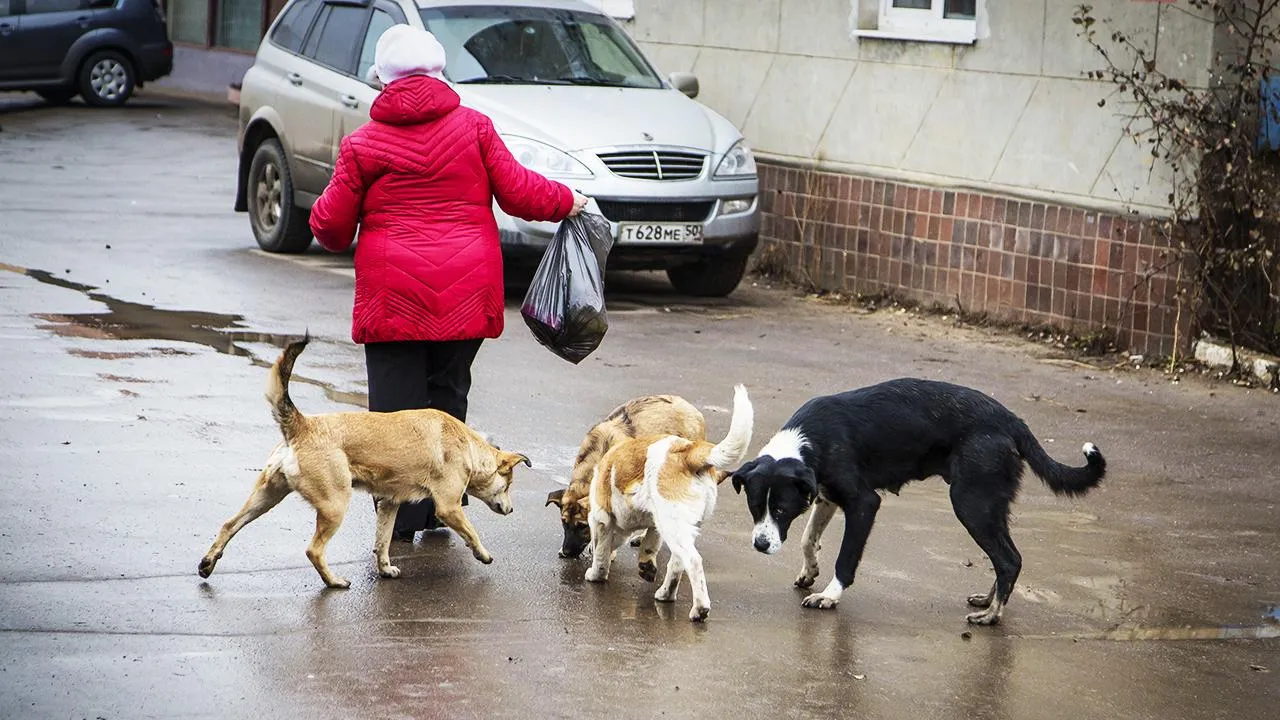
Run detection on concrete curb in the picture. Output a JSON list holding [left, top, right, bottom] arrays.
[[1193, 337, 1280, 387]]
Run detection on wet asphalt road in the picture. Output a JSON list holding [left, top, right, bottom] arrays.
[[0, 93, 1277, 719]]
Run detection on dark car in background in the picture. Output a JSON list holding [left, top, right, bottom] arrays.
[[0, 0, 173, 106]]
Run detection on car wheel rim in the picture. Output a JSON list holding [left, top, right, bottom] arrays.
[[254, 161, 282, 233], [90, 59, 128, 101]]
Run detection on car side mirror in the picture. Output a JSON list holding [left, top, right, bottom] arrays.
[[669, 71, 699, 99]]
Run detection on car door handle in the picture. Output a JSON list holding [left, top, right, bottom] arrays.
[[76, 14, 91, 27], [287, 72, 303, 87], [341, 95, 359, 109], [0, 23, 12, 36]]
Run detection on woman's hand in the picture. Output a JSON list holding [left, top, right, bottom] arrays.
[[569, 191, 590, 216]]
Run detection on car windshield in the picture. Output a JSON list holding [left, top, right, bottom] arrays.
[[419, 5, 664, 89]]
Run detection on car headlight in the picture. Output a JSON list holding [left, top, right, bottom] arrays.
[[713, 140, 757, 179], [501, 135, 593, 178]]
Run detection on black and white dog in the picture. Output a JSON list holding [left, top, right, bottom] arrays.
[[730, 378, 1106, 625]]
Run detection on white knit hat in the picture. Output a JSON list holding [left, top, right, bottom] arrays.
[[373, 24, 447, 85]]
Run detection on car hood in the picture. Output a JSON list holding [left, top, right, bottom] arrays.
[[454, 85, 738, 154]]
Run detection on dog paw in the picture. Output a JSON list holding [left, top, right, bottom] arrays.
[[197, 557, 216, 578], [654, 587, 676, 603], [801, 593, 839, 610], [966, 609, 1001, 625], [473, 549, 494, 564], [689, 605, 710, 622], [638, 560, 658, 583], [327, 578, 352, 589], [585, 567, 608, 583], [629, 535, 643, 548], [794, 572, 817, 589], [967, 592, 994, 608], [379, 565, 401, 579]]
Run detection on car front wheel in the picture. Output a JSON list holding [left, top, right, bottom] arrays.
[[666, 253, 750, 297], [247, 138, 313, 253], [78, 51, 135, 107]]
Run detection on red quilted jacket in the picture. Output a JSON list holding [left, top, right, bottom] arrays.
[[309, 75, 575, 344]]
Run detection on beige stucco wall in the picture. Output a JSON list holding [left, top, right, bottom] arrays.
[[623, 0, 1215, 216]]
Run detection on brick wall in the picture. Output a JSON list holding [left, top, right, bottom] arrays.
[[757, 162, 1191, 356]]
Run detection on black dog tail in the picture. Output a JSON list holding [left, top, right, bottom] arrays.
[[1014, 424, 1106, 498], [266, 332, 310, 442]]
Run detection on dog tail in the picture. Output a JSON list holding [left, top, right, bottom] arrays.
[[705, 384, 754, 471], [1014, 424, 1106, 498], [266, 333, 309, 442]]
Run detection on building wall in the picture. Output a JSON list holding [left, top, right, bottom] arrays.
[[758, 163, 1189, 355], [626, 0, 1212, 354], [151, 45, 255, 98], [629, 0, 1214, 215]]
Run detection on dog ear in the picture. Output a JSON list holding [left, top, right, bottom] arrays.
[[730, 458, 760, 494], [545, 488, 565, 508], [793, 465, 818, 503], [499, 451, 532, 472]]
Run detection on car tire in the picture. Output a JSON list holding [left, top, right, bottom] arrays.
[[78, 50, 135, 107], [37, 87, 78, 105], [666, 253, 750, 297], [247, 138, 313, 253]]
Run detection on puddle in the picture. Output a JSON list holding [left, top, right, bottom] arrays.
[[1082, 624, 1280, 641], [1027, 605, 1280, 642], [3, 262, 368, 408]]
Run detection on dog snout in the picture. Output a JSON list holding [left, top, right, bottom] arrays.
[[752, 520, 782, 554]]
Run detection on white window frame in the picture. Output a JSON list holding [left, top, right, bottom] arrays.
[[854, 0, 979, 45]]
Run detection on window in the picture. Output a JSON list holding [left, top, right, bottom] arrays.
[[357, 8, 398, 81], [270, 0, 320, 53], [303, 3, 366, 73], [167, 0, 209, 45], [163, 0, 291, 50], [0, 0, 13, 17], [24, 0, 88, 12], [420, 5, 662, 88], [855, 0, 979, 45], [216, 0, 264, 51]]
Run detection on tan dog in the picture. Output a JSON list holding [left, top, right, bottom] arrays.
[[198, 335, 529, 588], [546, 395, 705, 577], [585, 385, 752, 622]]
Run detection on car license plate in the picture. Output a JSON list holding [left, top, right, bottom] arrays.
[[619, 223, 703, 244]]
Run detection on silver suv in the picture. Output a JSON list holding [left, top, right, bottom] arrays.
[[234, 0, 760, 296]]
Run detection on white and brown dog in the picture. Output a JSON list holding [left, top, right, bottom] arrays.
[[584, 385, 752, 622], [198, 335, 530, 588], [546, 394, 706, 575]]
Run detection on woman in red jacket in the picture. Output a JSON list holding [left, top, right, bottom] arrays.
[[309, 24, 587, 540]]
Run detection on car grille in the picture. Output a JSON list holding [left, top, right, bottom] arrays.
[[595, 201, 714, 223], [597, 149, 707, 180]]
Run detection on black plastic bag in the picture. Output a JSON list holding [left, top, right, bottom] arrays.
[[520, 211, 615, 364]]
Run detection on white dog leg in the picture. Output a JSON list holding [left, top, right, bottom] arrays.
[[653, 553, 684, 603], [585, 511, 622, 583], [801, 577, 845, 610], [795, 497, 838, 589]]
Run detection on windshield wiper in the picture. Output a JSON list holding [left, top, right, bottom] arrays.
[[456, 75, 536, 85], [552, 76, 628, 86]]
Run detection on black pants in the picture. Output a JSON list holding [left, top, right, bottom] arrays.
[[365, 338, 482, 534]]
